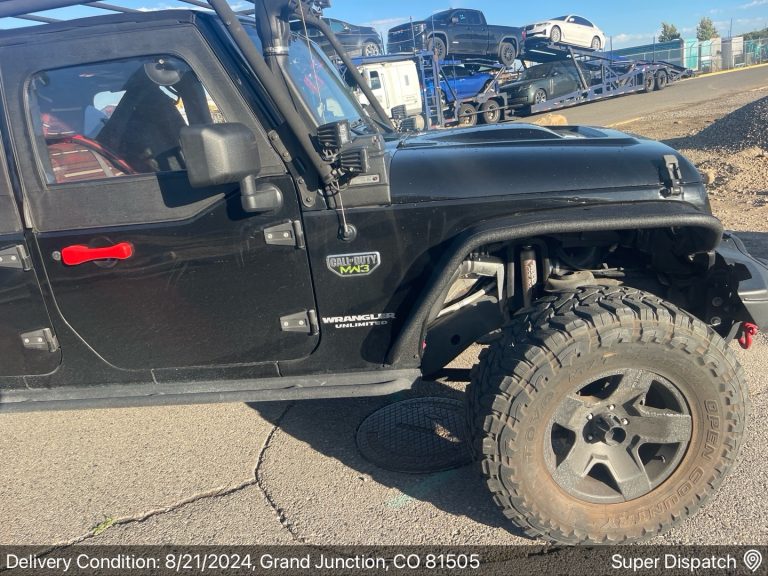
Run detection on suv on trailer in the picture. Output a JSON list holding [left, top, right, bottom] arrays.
[[0, 0, 766, 545]]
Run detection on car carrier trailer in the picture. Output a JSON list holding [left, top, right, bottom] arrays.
[[511, 41, 693, 115], [348, 52, 520, 128]]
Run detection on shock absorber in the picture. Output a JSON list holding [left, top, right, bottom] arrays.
[[520, 245, 538, 308]]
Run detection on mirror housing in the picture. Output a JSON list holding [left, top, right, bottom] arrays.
[[451, 16, 459, 24], [180, 123, 261, 188]]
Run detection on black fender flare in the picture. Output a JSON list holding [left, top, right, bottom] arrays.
[[386, 201, 723, 366]]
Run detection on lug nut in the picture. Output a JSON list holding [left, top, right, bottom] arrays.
[[608, 404, 615, 411], [587, 435, 594, 441], [621, 418, 629, 425], [586, 414, 593, 420]]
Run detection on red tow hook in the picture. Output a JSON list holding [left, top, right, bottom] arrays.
[[738, 322, 759, 350]]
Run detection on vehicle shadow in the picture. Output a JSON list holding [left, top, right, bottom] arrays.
[[730, 231, 768, 260], [246, 373, 531, 540]]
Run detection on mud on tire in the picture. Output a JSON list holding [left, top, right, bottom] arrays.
[[466, 285, 749, 544]]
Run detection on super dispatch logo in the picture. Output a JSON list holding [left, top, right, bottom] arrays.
[[326, 252, 380, 277]]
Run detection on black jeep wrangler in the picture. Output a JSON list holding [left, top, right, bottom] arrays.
[[0, 0, 766, 545]]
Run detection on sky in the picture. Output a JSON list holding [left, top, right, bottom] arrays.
[[6, 1, 768, 48]]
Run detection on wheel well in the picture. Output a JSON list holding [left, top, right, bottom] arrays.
[[428, 32, 448, 47], [387, 205, 724, 367], [501, 37, 518, 49], [420, 226, 745, 373]]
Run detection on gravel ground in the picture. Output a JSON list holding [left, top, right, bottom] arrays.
[[620, 86, 768, 234]]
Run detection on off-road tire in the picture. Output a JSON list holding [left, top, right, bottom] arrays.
[[466, 286, 749, 544]]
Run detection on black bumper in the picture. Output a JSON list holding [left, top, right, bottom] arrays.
[[717, 232, 768, 330]]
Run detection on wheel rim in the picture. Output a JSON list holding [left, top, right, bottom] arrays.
[[535, 90, 546, 104], [484, 103, 500, 123], [502, 44, 516, 63], [592, 38, 600, 50], [551, 28, 561, 43], [645, 75, 654, 90], [364, 43, 380, 56], [459, 106, 475, 126], [431, 39, 445, 60], [545, 368, 692, 504]]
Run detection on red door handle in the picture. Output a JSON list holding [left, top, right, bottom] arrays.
[[61, 242, 134, 266]]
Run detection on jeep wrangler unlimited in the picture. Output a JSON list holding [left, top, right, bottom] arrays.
[[0, 0, 766, 545]]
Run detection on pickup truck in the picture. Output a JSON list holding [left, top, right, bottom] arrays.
[[387, 9, 524, 66]]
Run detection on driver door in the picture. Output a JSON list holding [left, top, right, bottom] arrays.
[[0, 23, 320, 374]]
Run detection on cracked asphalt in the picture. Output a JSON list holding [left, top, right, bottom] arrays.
[[1, 333, 766, 546], [1, 68, 768, 548]]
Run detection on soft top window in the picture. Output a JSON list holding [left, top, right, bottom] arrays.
[[29, 55, 224, 186]]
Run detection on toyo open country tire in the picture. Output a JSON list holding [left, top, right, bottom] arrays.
[[467, 285, 748, 544]]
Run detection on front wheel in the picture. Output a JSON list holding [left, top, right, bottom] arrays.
[[467, 286, 748, 544], [550, 26, 562, 44], [533, 88, 547, 105], [499, 41, 518, 66], [428, 36, 447, 61], [591, 36, 602, 50], [362, 41, 381, 57]]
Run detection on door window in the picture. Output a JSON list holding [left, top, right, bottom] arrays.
[[455, 11, 482, 25], [28, 55, 224, 185], [573, 17, 592, 27], [369, 70, 383, 90], [328, 19, 346, 34]]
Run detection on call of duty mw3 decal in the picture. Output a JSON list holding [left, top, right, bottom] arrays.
[[326, 252, 381, 277], [322, 313, 396, 329]]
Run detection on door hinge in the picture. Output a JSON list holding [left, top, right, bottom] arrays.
[[280, 310, 319, 335], [21, 328, 59, 353], [661, 154, 683, 196], [264, 221, 305, 249], [0, 244, 32, 271]]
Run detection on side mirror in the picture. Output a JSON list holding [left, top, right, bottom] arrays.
[[180, 123, 282, 214], [180, 123, 260, 187], [451, 16, 459, 24]]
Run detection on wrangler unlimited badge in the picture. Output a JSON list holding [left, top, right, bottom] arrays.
[[326, 252, 381, 277]]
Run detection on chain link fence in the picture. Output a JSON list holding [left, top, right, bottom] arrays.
[[609, 37, 768, 73]]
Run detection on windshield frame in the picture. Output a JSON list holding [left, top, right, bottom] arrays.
[[241, 21, 376, 136]]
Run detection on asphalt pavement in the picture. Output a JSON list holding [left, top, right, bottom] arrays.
[[1, 67, 767, 548]]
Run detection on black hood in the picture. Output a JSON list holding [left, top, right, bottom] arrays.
[[388, 124, 705, 207]]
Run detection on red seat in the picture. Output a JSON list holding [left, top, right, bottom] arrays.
[[41, 112, 133, 184]]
